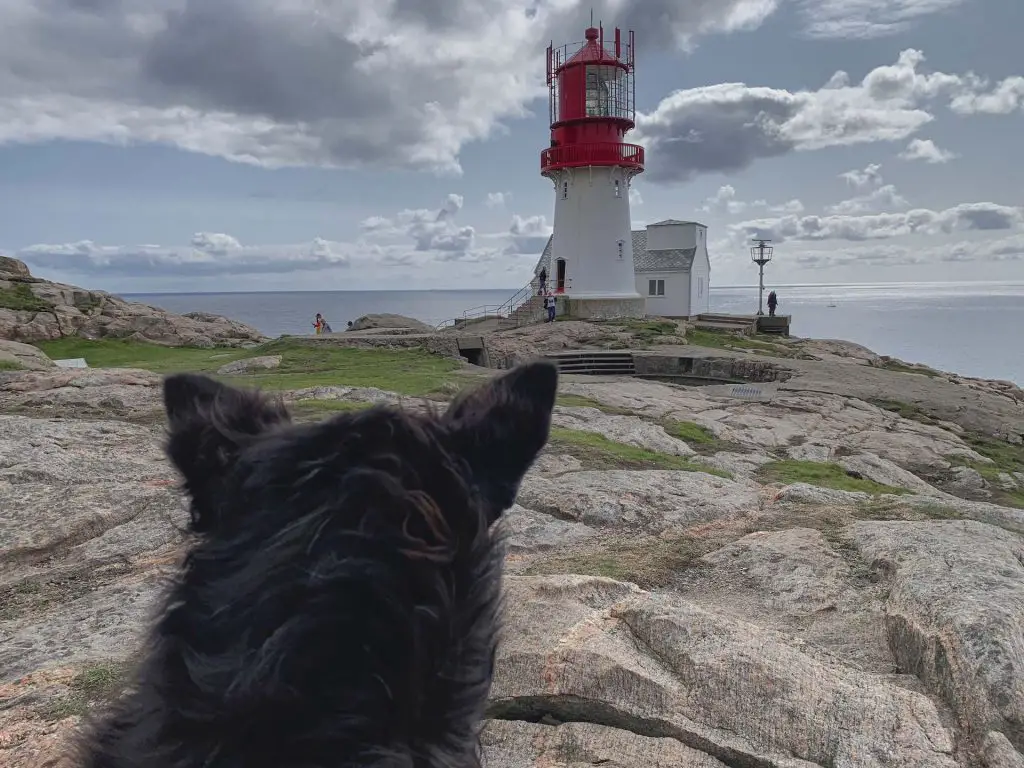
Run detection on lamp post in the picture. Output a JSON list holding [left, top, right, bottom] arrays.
[[750, 239, 773, 316]]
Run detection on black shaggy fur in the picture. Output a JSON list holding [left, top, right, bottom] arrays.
[[74, 361, 558, 768]]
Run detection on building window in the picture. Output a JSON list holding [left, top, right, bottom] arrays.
[[617, 240, 624, 260], [562, 181, 568, 200], [698, 277, 703, 296], [648, 279, 665, 297], [614, 179, 621, 197]]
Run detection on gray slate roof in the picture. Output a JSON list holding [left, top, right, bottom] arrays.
[[649, 218, 707, 227], [536, 231, 696, 276]]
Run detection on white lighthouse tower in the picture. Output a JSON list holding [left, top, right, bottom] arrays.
[[540, 24, 646, 319]]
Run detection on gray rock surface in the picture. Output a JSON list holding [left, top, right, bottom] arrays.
[[2, 352, 1024, 767], [216, 354, 281, 375], [347, 313, 434, 333], [853, 521, 1024, 759]]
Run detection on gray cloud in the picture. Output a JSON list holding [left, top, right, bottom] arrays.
[[797, 0, 967, 40], [0, 0, 789, 174], [0, 1, 979, 175]]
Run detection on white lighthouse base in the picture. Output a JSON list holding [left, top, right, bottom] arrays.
[[560, 296, 647, 320]]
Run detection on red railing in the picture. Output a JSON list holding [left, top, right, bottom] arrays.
[[541, 142, 644, 173]]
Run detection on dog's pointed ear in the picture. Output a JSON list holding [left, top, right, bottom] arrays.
[[444, 361, 557, 515], [163, 373, 290, 532]]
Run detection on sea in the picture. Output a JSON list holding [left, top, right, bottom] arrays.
[[125, 281, 1024, 386]]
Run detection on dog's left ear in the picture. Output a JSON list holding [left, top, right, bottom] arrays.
[[444, 361, 558, 516], [163, 373, 290, 532]]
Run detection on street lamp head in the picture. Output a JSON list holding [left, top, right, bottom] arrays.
[[750, 238, 773, 264]]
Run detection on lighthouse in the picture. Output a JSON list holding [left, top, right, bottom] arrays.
[[539, 24, 646, 319]]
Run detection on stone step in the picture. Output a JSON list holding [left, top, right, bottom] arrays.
[[544, 351, 636, 377]]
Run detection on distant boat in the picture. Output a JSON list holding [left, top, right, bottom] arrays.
[[827, 302, 837, 308]]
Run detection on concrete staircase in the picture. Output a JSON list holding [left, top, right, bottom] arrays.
[[499, 293, 546, 330], [544, 350, 636, 376]]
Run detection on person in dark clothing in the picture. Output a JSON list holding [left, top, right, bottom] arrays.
[[767, 290, 778, 317], [538, 268, 547, 295]]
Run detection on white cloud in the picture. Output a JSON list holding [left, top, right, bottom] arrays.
[[16, 235, 352, 277], [506, 214, 553, 254], [360, 193, 475, 252], [949, 76, 1024, 114], [899, 138, 958, 163], [485, 192, 510, 208], [634, 49, 1023, 183], [827, 185, 909, 215], [730, 201, 1024, 244], [830, 165, 908, 214], [792, 233, 1024, 269], [629, 186, 644, 206], [796, 0, 967, 40], [840, 163, 884, 189], [700, 185, 804, 216]]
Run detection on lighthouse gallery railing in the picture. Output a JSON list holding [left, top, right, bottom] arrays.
[[540, 142, 644, 172]]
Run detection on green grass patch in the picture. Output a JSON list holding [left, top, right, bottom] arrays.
[[879, 359, 941, 378], [33, 337, 462, 395], [555, 393, 636, 416], [854, 497, 964, 522], [39, 661, 129, 721], [869, 399, 940, 427], [685, 327, 791, 357], [523, 534, 714, 589], [35, 337, 248, 373], [0, 359, 23, 371], [953, 434, 1024, 508], [547, 427, 730, 477], [757, 459, 908, 495], [0, 282, 53, 312], [660, 419, 740, 456]]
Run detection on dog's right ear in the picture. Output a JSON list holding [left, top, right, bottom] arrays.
[[163, 373, 290, 532], [443, 361, 558, 519]]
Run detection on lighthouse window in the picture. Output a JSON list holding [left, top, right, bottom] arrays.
[[585, 66, 613, 117], [614, 180, 621, 197], [648, 279, 665, 297], [562, 181, 568, 199], [617, 239, 624, 259]]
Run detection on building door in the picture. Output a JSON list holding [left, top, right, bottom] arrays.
[[556, 259, 566, 293]]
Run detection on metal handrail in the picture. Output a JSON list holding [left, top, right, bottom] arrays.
[[434, 274, 579, 330]]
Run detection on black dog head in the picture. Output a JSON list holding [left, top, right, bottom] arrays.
[[163, 361, 557, 535], [82, 361, 557, 768]]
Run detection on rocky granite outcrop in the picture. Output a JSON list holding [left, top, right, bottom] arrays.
[[346, 313, 435, 333], [0, 341, 56, 371], [0, 258, 264, 347], [1, 348, 1023, 767]]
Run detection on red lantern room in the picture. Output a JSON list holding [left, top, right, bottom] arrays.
[[540, 25, 644, 175]]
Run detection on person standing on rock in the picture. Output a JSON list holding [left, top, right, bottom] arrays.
[[538, 267, 548, 296], [767, 290, 779, 317]]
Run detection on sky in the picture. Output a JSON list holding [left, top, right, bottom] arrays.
[[1, 0, 1022, 294]]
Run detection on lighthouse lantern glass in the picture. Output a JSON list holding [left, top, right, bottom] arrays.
[[585, 65, 628, 120]]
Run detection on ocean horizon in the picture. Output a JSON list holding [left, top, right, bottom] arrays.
[[124, 280, 1024, 386]]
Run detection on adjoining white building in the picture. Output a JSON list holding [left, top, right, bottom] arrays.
[[535, 218, 712, 319]]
